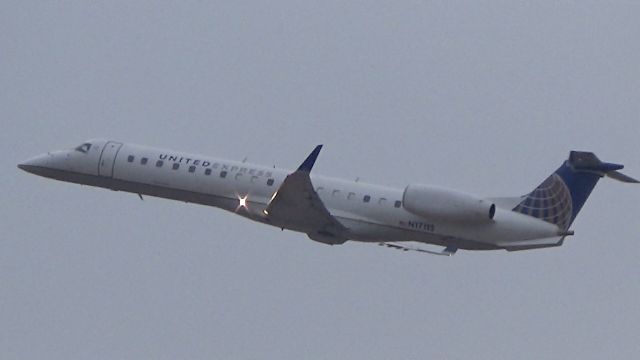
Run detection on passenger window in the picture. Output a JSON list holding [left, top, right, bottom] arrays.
[[127, 155, 135, 163], [363, 195, 371, 203], [235, 173, 243, 180], [141, 157, 148, 165], [188, 165, 196, 173], [220, 171, 227, 178], [332, 189, 341, 196], [347, 192, 356, 200], [156, 160, 164, 167], [394, 200, 402, 208], [205, 168, 212, 176], [267, 178, 274, 186], [378, 198, 387, 205], [172, 163, 180, 170]]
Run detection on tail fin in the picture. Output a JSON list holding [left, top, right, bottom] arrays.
[[512, 151, 638, 230]]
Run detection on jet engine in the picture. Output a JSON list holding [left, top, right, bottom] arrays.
[[402, 184, 496, 223]]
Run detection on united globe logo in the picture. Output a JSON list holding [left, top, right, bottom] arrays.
[[513, 174, 573, 231]]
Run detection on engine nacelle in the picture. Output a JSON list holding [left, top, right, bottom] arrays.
[[402, 184, 496, 223]]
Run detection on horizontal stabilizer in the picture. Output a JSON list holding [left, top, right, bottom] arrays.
[[606, 170, 640, 183], [569, 151, 639, 183]]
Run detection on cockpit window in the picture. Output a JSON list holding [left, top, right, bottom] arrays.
[[75, 143, 92, 153]]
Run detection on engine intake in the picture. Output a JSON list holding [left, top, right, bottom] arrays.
[[402, 184, 495, 223]]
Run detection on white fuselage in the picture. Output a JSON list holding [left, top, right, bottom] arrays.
[[19, 139, 562, 251]]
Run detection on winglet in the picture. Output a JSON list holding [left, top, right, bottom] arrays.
[[297, 145, 323, 172]]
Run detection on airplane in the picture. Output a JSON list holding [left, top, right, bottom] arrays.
[[18, 139, 638, 255]]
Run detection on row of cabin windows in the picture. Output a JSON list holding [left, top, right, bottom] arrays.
[[126, 155, 275, 186], [126, 155, 400, 207], [317, 187, 402, 208]]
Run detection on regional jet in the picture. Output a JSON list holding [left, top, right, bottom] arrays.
[[18, 140, 638, 255]]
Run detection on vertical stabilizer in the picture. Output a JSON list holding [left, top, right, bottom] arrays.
[[512, 151, 633, 230]]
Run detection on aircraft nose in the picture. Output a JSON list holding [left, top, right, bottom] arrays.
[[18, 153, 51, 174]]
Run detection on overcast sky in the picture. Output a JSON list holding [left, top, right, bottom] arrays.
[[2, 1, 640, 359]]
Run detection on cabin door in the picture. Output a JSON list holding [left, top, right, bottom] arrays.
[[98, 141, 123, 177]]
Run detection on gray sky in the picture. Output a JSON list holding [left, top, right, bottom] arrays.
[[2, 1, 639, 359]]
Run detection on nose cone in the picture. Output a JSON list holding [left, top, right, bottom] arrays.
[[18, 153, 51, 175]]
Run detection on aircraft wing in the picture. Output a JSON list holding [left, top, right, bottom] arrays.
[[265, 145, 348, 245]]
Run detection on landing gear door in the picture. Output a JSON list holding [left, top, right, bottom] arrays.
[[98, 141, 123, 177]]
